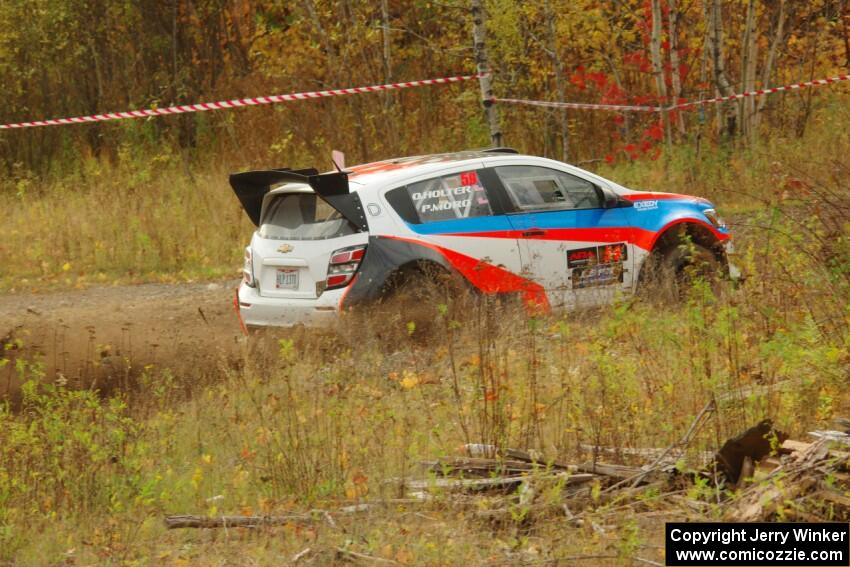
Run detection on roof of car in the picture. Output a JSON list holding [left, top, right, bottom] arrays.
[[263, 148, 631, 197], [345, 149, 519, 187]]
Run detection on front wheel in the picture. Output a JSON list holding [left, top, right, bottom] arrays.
[[637, 242, 725, 303]]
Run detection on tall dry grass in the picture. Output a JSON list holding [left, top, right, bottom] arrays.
[[0, 100, 848, 564], [2, 198, 848, 563], [0, 153, 252, 291]]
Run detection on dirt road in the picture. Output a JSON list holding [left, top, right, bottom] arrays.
[[0, 280, 245, 397]]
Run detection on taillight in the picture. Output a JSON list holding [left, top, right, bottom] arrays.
[[326, 244, 366, 289], [242, 247, 256, 287]]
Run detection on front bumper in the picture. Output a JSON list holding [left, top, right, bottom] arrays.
[[237, 283, 344, 328], [722, 239, 742, 281]]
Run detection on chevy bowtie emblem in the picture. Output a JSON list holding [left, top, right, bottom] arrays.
[[277, 244, 294, 253]]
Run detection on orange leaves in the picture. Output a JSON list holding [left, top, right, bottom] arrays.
[[344, 471, 369, 499]]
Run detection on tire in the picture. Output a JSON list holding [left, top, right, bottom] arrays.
[[368, 265, 468, 341], [638, 241, 725, 303]]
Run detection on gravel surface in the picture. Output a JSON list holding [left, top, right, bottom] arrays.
[[1, 280, 244, 395]]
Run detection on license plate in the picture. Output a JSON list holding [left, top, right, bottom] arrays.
[[276, 269, 299, 290]]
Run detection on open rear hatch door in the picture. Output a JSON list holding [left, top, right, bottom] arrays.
[[231, 168, 369, 299], [230, 168, 367, 231]]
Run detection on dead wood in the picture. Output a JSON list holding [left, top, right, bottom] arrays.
[[809, 430, 850, 448], [164, 501, 392, 530], [336, 547, 399, 565], [736, 456, 755, 488], [715, 419, 787, 484], [782, 438, 850, 461], [725, 438, 830, 521], [291, 548, 313, 564], [812, 489, 850, 509], [833, 417, 850, 432], [404, 472, 596, 493], [576, 462, 642, 480], [164, 513, 315, 529], [424, 457, 544, 476]]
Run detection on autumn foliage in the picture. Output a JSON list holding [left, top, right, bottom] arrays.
[[0, 0, 847, 178]]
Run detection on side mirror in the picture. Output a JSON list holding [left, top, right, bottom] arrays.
[[601, 188, 632, 208]]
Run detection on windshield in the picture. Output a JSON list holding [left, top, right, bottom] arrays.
[[258, 192, 357, 240]]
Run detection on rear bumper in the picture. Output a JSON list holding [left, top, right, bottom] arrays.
[[237, 283, 343, 328]]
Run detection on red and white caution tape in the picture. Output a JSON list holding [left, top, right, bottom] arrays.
[[495, 73, 850, 113], [0, 73, 485, 130], [669, 73, 850, 110], [494, 97, 661, 112]]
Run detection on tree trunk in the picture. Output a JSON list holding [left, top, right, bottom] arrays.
[[379, 0, 398, 150], [840, 0, 850, 68], [739, 0, 757, 138], [471, 0, 502, 147], [755, 0, 786, 134], [707, 0, 737, 136], [668, 0, 686, 136], [545, 0, 569, 161], [650, 0, 671, 144], [380, 0, 392, 83]]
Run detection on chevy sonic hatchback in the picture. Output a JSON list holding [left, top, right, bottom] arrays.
[[231, 148, 734, 328]]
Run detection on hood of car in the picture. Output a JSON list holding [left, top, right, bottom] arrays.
[[622, 190, 713, 206]]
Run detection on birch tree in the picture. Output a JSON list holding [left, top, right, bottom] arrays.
[[649, 0, 671, 143], [471, 0, 502, 147]]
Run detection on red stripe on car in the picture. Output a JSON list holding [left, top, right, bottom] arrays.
[[382, 235, 550, 310]]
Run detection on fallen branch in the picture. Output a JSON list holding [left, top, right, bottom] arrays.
[[808, 430, 850, 448], [336, 548, 399, 564], [404, 471, 596, 493], [424, 457, 544, 476], [575, 462, 642, 480], [164, 514, 314, 529], [580, 444, 713, 466], [291, 548, 312, 563]]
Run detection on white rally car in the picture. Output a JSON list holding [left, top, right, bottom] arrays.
[[231, 149, 734, 328]]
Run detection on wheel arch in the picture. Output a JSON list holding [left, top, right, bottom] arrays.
[[379, 258, 454, 296], [637, 220, 728, 284], [340, 235, 463, 308]]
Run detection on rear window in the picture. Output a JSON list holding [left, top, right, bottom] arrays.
[[386, 170, 493, 224], [258, 193, 357, 240]]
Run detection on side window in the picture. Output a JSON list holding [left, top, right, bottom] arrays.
[[390, 170, 493, 224], [495, 165, 601, 211]]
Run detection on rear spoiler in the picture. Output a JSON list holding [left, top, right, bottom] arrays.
[[229, 168, 368, 231]]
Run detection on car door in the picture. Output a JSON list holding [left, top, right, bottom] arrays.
[[490, 163, 635, 309]]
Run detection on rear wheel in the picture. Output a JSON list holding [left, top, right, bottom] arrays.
[[638, 241, 725, 303], [368, 264, 469, 341]]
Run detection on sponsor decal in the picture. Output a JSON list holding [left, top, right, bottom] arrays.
[[567, 243, 627, 269], [572, 263, 623, 289], [567, 246, 598, 268], [599, 243, 627, 263], [460, 171, 478, 186], [567, 242, 627, 288], [410, 173, 488, 215], [634, 199, 659, 211], [411, 185, 473, 201]]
